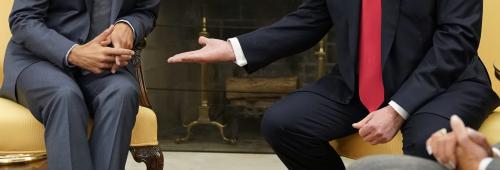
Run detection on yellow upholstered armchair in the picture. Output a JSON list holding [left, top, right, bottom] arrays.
[[0, 1, 163, 169], [332, 0, 500, 160]]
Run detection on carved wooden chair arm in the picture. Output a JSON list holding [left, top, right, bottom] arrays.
[[133, 39, 152, 108]]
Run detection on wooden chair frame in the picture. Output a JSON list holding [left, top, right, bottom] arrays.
[[129, 39, 164, 170]]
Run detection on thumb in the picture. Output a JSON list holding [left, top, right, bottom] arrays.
[[100, 36, 112, 46], [450, 115, 472, 146], [353, 114, 373, 129], [91, 25, 114, 44], [199, 36, 209, 46]]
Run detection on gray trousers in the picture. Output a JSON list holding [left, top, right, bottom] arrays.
[[348, 155, 448, 170], [16, 61, 139, 170]]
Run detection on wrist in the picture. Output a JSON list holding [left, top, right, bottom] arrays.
[[386, 106, 400, 118], [68, 44, 82, 65], [226, 41, 237, 62]]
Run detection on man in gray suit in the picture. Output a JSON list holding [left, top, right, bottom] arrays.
[[1, 0, 159, 169], [348, 115, 500, 170]]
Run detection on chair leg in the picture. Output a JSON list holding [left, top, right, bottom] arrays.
[[130, 145, 164, 170]]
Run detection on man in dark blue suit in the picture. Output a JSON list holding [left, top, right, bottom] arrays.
[[1, 0, 159, 169], [169, 0, 500, 169]]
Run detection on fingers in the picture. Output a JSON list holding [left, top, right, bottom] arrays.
[[362, 128, 379, 144], [100, 36, 112, 46], [91, 25, 114, 44], [353, 114, 373, 129], [111, 64, 119, 74], [442, 136, 457, 169], [450, 115, 472, 146], [426, 128, 447, 155], [467, 127, 493, 156], [467, 127, 488, 145], [167, 50, 205, 63], [103, 47, 135, 56], [426, 128, 457, 168], [199, 36, 209, 46]]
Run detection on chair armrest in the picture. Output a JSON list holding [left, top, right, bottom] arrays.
[[133, 39, 152, 108]]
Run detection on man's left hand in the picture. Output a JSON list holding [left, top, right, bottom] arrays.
[[109, 22, 134, 73], [352, 106, 404, 145]]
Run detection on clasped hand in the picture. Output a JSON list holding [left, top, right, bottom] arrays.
[[427, 115, 493, 170], [68, 23, 135, 74], [352, 106, 405, 145]]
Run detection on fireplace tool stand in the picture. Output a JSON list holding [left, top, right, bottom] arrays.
[[316, 34, 328, 80], [176, 17, 236, 145]]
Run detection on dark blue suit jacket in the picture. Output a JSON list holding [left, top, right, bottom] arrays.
[[237, 0, 499, 116], [1, 0, 159, 101]]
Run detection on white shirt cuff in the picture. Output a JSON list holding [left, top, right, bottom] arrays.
[[479, 157, 494, 170], [65, 44, 78, 68], [116, 20, 136, 41], [389, 101, 409, 120], [228, 38, 248, 67], [493, 147, 500, 158]]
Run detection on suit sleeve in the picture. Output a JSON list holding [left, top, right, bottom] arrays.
[[9, 0, 77, 69], [116, 0, 160, 45], [390, 0, 483, 114], [237, 0, 333, 73]]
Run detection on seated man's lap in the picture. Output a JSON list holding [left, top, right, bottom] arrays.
[[261, 91, 368, 143], [16, 61, 86, 122], [16, 61, 139, 122]]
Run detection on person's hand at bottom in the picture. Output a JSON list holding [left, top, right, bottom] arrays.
[[451, 115, 491, 170], [426, 115, 493, 169], [352, 106, 404, 145]]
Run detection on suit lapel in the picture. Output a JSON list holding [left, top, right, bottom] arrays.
[[348, 0, 361, 63], [381, 0, 400, 68], [343, 0, 361, 91]]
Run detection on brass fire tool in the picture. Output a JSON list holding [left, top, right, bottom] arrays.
[[176, 17, 237, 144], [316, 35, 328, 79]]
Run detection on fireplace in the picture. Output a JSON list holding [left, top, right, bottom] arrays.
[[141, 0, 337, 153]]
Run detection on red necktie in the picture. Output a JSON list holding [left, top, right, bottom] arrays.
[[359, 0, 384, 112]]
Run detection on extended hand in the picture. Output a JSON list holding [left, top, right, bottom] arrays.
[[352, 106, 404, 145], [167, 36, 236, 63], [68, 25, 135, 74], [110, 22, 135, 73]]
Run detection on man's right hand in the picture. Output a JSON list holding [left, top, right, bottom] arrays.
[[68, 25, 135, 74], [167, 36, 236, 63]]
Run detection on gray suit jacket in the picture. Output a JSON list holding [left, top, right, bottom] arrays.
[[0, 0, 160, 101]]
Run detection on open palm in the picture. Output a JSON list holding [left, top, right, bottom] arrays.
[[167, 36, 236, 63]]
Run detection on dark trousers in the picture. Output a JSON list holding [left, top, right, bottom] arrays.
[[261, 80, 494, 170], [16, 61, 139, 170]]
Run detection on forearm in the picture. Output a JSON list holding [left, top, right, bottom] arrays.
[[9, 0, 77, 69], [390, 0, 482, 114], [236, 0, 332, 73]]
